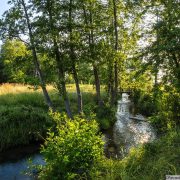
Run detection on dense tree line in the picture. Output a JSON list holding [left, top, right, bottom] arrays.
[[0, 0, 179, 119]]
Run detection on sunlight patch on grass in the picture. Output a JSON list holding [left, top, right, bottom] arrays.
[[0, 83, 103, 95], [0, 83, 54, 95]]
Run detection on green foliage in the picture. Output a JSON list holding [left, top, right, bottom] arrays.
[[39, 112, 104, 179], [0, 105, 52, 152], [132, 85, 179, 133], [149, 87, 180, 133], [0, 86, 113, 151], [132, 90, 157, 116], [0, 40, 34, 83], [141, 1, 180, 88], [95, 105, 116, 130]]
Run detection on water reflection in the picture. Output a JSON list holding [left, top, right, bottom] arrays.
[[113, 93, 156, 156], [0, 144, 44, 180]]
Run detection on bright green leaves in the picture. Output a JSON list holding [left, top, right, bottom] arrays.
[[39, 112, 104, 179], [0, 39, 33, 83]]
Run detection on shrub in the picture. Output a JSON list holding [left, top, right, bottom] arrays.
[[134, 91, 156, 116], [95, 105, 116, 130], [39, 112, 104, 179], [132, 86, 179, 133]]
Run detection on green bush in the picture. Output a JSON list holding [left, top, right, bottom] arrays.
[[0, 105, 52, 151], [132, 90, 156, 116], [132, 86, 179, 133], [39, 112, 104, 179], [149, 87, 179, 133], [95, 105, 116, 130]]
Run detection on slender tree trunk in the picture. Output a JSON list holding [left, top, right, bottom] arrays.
[[69, 0, 83, 114], [152, 8, 160, 104], [88, 4, 103, 106], [54, 40, 73, 119], [21, 0, 53, 109], [47, 0, 73, 118], [93, 64, 103, 106], [72, 64, 83, 113], [171, 52, 180, 86], [107, 61, 114, 105], [106, 53, 114, 104], [113, 0, 118, 104]]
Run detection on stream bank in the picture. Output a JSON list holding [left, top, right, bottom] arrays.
[[0, 93, 156, 179]]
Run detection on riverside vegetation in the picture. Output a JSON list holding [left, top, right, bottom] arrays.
[[0, 84, 179, 179], [0, 0, 179, 179], [0, 84, 115, 152]]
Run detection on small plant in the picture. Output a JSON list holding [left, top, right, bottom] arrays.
[[39, 112, 104, 179]]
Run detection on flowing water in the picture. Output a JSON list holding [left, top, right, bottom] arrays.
[[113, 93, 156, 156], [0, 144, 44, 179]]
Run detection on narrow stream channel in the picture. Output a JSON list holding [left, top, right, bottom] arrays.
[[0, 144, 44, 179]]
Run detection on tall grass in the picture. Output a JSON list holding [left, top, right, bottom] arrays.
[[0, 84, 53, 151], [0, 105, 52, 152], [0, 83, 100, 95], [91, 129, 180, 180], [0, 83, 111, 151], [0, 83, 56, 95]]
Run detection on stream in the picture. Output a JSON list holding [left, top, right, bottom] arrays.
[[0, 144, 44, 179], [104, 93, 156, 157], [0, 93, 156, 179]]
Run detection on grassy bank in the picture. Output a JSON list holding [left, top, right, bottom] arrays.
[[0, 83, 114, 152]]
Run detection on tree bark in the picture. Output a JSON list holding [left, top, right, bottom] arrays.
[[171, 52, 180, 86], [47, 0, 73, 118], [72, 63, 83, 113], [53, 40, 73, 119], [113, 0, 118, 104], [69, 0, 83, 114], [88, 4, 103, 107], [21, 0, 53, 109], [93, 64, 103, 106]]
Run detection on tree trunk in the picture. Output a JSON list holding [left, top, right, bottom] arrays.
[[72, 64, 83, 113], [69, 0, 83, 114], [113, 0, 119, 104], [93, 64, 103, 106], [171, 52, 180, 86], [88, 4, 103, 107], [47, 0, 73, 118], [21, 0, 53, 109], [54, 41, 73, 119], [108, 61, 115, 105]]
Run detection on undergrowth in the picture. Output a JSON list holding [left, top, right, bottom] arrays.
[[0, 105, 52, 152], [91, 129, 180, 180]]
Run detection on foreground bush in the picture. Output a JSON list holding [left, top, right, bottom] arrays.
[[0, 105, 52, 151], [39, 112, 104, 179]]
